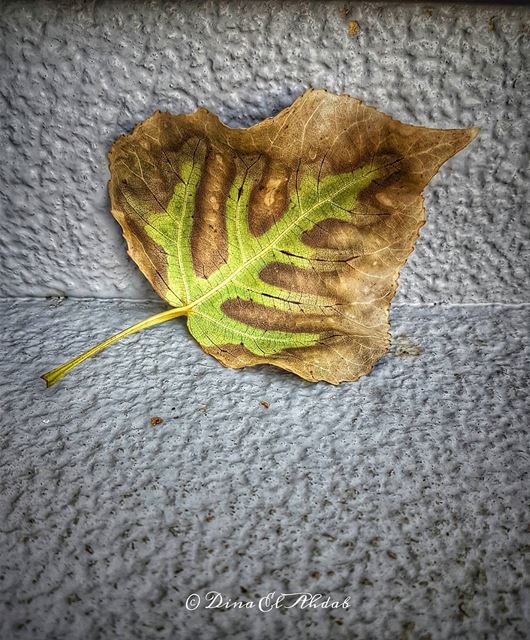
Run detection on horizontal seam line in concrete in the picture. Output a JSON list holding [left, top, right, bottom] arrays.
[[0, 297, 528, 308]]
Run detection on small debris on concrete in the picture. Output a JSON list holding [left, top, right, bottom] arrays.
[[66, 593, 81, 605], [347, 20, 359, 37], [260, 400, 270, 409], [46, 295, 67, 307], [393, 335, 423, 357], [150, 416, 164, 426]]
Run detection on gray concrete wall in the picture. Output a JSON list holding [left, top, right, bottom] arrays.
[[1, 1, 528, 303], [0, 3, 528, 640]]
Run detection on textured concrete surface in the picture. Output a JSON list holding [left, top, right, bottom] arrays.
[[1, 2, 529, 640], [0, 1, 528, 303], [0, 299, 529, 639]]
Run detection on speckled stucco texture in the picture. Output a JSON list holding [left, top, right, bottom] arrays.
[[0, 0, 528, 302], [1, 300, 529, 639], [0, 2, 529, 640]]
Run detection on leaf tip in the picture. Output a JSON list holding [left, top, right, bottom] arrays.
[[467, 126, 481, 141]]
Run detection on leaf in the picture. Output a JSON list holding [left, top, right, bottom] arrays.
[[42, 89, 478, 386]]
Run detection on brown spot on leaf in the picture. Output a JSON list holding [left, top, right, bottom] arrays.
[[222, 298, 340, 334], [248, 159, 290, 236], [192, 145, 233, 278]]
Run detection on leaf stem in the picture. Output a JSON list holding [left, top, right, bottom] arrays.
[[41, 306, 189, 387]]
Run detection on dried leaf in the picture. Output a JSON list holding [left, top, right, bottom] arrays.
[[42, 89, 478, 386]]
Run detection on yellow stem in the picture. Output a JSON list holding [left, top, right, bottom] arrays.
[[41, 306, 189, 387]]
